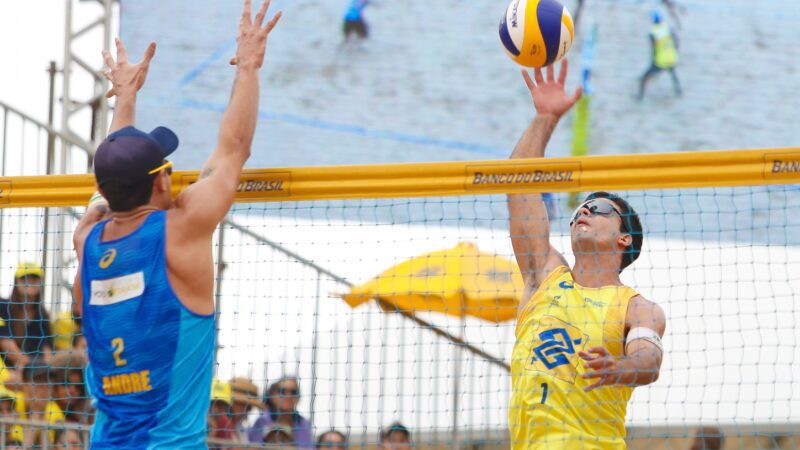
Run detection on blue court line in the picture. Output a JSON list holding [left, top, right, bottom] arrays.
[[176, 38, 236, 88], [177, 98, 509, 156], [175, 0, 288, 89]]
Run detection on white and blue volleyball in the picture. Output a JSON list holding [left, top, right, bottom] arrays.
[[499, 0, 574, 68]]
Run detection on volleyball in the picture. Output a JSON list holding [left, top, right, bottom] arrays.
[[499, 0, 574, 68]]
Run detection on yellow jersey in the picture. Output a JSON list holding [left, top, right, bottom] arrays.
[[509, 266, 638, 449]]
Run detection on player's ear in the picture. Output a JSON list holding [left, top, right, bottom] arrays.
[[618, 232, 632, 249], [153, 172, 168, 193]]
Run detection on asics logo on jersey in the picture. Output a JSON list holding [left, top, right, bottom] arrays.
[[99, 248, 117, 269], [559, 281, 574, 289]]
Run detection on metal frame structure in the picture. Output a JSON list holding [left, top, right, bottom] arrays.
[[44, 0, 114, 304]]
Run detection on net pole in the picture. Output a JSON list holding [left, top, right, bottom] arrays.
[[0, 108, 7, 274], [451, 296, 465, 450], [310, 271, 321, 429], [213, 223, 226, 365]]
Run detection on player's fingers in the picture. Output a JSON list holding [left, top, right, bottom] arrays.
[[254, 0, 270, 26], [586, 346, 608, 356], [584, 379, 605, 392], [557, 58, 568, 85], [571, 85, 584, 105], [264, 11, 282, 33], [242, 0, 252, 24], [105, 89, 115, 98], [102, 50, 115, 70], [521, 70, 536, 91], [115, 38, 128, 63], [582, 369, 611, 380], [141, 42, 157, 66], [534, 67, 545, 85], [584, 358, 612, 370], [546, 64, 555, 82]]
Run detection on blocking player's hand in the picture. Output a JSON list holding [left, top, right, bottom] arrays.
[[521, 58, 582, 119], [229, 0, 282, 69], [102, 38, 156, 98], [580, 346, 624, 392]]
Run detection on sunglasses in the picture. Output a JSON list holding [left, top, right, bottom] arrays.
[[569, 199, 627, 232], [148, 160, 173, 176], [277, 387, 300, 397]]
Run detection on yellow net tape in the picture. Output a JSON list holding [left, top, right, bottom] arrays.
[[1, 147, 798, 207]]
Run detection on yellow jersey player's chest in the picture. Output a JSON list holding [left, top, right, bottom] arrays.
[[512, 284, 616, 384]]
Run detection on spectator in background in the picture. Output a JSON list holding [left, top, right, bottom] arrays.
[[638, 10, 682, 100], [0, 262, 53, 368], [689, 427, 724, 450], [53, 312, 81, 352], [52, 427, 84, 450], [208, 379, 237, 442], [0, 385, 25, 444], [249, 376, 313, 448], [228, 377, 264, 442], [317, 430, 347, 450], [29, 352, 88, 445], [3, 438, 24, 450], [380, 422, 411, 450], [263, 424, 294, 445], [49, 352, 90, 425], [343, 0, 369, 42]]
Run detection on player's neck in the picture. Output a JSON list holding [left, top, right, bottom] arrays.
[[110, 205, 159, 223], [571, 258, 622, 288], [103, 205, 159, 240]]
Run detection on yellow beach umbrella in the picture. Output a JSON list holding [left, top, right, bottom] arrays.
[[342, 242, 524, 323]]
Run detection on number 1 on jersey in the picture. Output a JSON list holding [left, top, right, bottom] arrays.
[[540, 382, 548, 404], [112, 337, 127, 367]]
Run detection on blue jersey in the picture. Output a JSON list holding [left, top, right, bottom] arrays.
[[344, 0, 367, 21], [81, 211, 215, 449]]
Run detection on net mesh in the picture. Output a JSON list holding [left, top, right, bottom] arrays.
[[0, 185, 798, 448]]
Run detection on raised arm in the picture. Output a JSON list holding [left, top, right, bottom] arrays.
[[102, 38, 156, 134], [508, 60, 582, 303], [172, 0, 281, 233], [73, 39, 155, 312]]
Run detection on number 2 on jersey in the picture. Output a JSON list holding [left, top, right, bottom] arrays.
[[112, 337, 127, 367]]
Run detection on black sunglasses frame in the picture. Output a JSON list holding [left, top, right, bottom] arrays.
[[570, 200, 628, 233]]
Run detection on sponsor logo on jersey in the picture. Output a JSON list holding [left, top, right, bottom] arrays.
[[99, 248, 117, 269], [90, 272, 145, 306]]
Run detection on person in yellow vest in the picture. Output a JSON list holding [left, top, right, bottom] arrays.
[[638, 11, 682, 100], [508, 59, 666, 449], [52, 311, 80, 352], [0, 385, 26, 444]]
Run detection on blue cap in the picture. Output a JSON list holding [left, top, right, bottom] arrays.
[[652, 10, 662, 24], [94, 126, 179, 186]]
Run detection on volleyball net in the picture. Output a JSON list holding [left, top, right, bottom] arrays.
[[0, 148, 798, 449]]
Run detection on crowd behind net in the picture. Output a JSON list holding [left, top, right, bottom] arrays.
[[0, 119, 799, 448]]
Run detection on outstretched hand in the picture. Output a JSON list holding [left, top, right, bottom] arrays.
[[521, 59, 582, 118], [229, 0, 282, 69], [580, 346, 624, 392], [102, 38, 156, 99]]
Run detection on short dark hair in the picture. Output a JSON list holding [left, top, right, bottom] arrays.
[[317, 430, 347, 448], [691, 427, 724, 450], [99, 177, 155, 212], [380, 422, 410, 442], [584, 192, 643, 271]]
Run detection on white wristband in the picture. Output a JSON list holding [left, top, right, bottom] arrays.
[[625, 327, 664, 354]]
